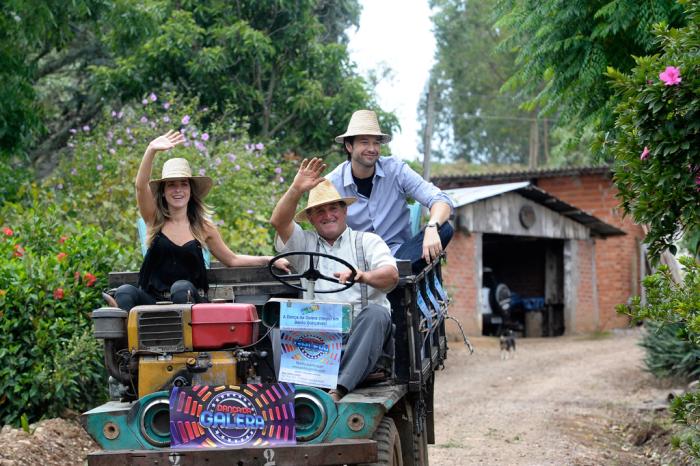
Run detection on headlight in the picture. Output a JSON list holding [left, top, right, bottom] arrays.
[[139, 396, 171, 447], [294, 392, 328, 442]]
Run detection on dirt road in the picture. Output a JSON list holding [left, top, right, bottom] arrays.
[[429, 329, 687, 465], [0, 329, 689, 465]]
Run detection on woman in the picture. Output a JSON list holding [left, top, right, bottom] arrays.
[[115, 130, 288, 310]]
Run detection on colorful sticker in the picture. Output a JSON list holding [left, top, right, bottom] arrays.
[[278, 331, 343, 388], [169, 384, 295, 448]]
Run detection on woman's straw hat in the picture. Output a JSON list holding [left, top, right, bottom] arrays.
[[335, 109, 392, 144], [294, 180, 357, 222], [149, 158, 213, 199]]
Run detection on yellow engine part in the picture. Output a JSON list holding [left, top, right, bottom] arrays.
[[138, 352, 239, 398], [127, 304, 193, 352]]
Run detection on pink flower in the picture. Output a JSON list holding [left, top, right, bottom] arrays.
[[198, 168, 206, 176], [659, 66, 681, 86], [142, 99, 148, 105], [163, 102, 171, 110], [227, 153, 236, 163], [140, 116, 148, 124], [149, 93, 157, 101], [201, 133, 209, 141], [13, 244, 24, 257], [274, 167, 282, 174], [640, 147, 650, 160], [56, 252, 67, 262], [58, 235, 67, 244], [82, 125, 90, 132], [255, 142, 264, 151], [3, 227, 13, 236], [53, 288, 64, 299], [181, 115, 191, 125]]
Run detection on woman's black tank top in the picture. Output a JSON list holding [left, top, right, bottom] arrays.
[[138, 231, 208, 295]]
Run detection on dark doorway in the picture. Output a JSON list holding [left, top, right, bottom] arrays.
[[481, 234, 564, 337]]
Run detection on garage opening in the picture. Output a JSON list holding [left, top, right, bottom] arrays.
[[481, 234, 564, 337]]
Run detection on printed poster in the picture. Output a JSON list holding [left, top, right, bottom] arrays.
[[169, 384, 296, 448], [278, 331, 343, 389], [279, 301, 351, 333]]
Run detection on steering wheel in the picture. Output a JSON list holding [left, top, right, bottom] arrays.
[[269, 251, 357, 293]]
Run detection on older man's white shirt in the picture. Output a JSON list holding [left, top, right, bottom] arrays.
[[275, 223, 397, 316]]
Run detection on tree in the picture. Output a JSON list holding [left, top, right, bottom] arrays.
[[495, 0, 686, 150], [606, 0, 700, 258], [89, 0, 382, 159], [421, 0, 534, 164], [0, 0, 110, 160], [1, 0, 392, 179]]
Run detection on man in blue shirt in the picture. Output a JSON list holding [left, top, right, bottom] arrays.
[[327, 109, 454, 272]]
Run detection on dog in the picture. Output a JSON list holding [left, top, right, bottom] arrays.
[[499, 330, 516, 360]]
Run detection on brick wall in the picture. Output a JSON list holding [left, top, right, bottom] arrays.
[[572, 239, 599, 332], [443, 231, 482, 339], [538, 174, 643, 330]]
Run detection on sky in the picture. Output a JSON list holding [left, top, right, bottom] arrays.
[[346, 0, 436, 162]]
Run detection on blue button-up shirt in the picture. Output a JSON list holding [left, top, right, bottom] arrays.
[[327, 157, 454, 254]]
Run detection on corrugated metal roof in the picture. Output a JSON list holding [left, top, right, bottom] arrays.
[[446, 181, 531, 207], [433, 165, 610, 184], [445, 182, 625, 238]]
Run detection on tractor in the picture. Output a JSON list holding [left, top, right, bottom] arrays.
[[82, 251, 453, 465]]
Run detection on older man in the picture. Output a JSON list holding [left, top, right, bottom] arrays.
[[327, 109, 455, 272], [270, 158, 398, 401]]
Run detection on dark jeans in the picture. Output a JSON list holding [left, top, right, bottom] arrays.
[[395, 221, 454, 273], [114, 280, 205, 311], [337, 304, 393, 393]]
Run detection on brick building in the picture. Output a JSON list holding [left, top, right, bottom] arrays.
[[432, 166, 646, 338]]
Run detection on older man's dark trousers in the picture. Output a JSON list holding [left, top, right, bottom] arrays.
[[337, 304, 393, 393]]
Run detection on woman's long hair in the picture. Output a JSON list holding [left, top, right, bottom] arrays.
[[147, 180, 213, 247]]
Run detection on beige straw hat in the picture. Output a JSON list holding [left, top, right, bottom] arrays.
[[294, 180, 357, 222], [335, 110, 392, 144], [149, 158, 213, 199]]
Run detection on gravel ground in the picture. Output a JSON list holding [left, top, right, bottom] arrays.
[[429, 329, 692, 465], [0, 328, 692, 465]]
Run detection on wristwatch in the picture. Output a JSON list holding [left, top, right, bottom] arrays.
[[426, 221, 439, 229]]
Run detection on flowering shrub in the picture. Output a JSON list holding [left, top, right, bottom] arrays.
[[605, 1, 700, 258], [43, 91, 293, 259], [0, 199, 128, 426]]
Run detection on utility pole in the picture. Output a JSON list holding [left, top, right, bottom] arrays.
[[423, 84, 435, 182], [529, 111, 539, 169]]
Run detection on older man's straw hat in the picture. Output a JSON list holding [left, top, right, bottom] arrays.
[[149, 158, 213, 199], [335, 109, 392, 144], [294, 179, 357, 222]]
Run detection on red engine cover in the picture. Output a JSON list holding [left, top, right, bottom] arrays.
[[191, 303, 260, 349]]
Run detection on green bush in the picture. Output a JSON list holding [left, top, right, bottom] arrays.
[[619, 256, 700, 458], [0, 199, 128, 426], [43, 91, 293, 259], [640, 321, 700, 381]]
